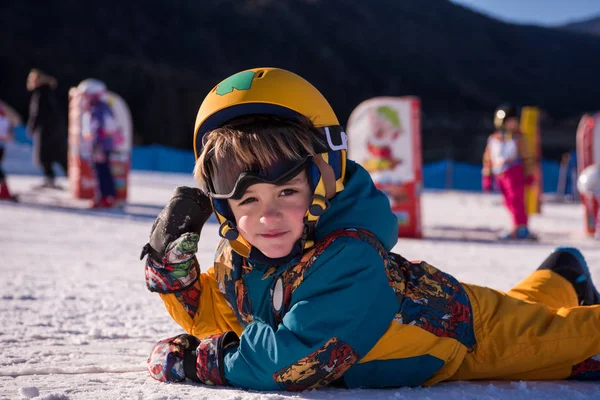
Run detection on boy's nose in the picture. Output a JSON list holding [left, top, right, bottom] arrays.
[[260, 204, 283, 224]]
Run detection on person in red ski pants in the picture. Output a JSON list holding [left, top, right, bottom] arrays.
[[482, 104, 535, 240]]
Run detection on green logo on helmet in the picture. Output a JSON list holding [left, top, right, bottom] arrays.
[[216, 71, 256, 96]]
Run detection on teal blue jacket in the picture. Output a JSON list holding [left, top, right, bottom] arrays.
[[153, 160, 476, 390]]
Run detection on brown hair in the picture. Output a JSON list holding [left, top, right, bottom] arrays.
[[194, 114, 324, 192]]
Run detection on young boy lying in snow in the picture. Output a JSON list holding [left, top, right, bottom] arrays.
[[141, 67, 600, 390]]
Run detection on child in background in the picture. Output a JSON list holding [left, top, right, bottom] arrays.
[[482, 104, 536, 240], [77, 79, 118, 208]]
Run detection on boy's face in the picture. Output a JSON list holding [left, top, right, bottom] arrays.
[[228, 171, 311, 259]]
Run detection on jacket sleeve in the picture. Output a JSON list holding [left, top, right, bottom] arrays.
[[222, 237, 399, 391], [157, 267, 244, 339], [145, 234, 244, 339], [26, 92, 41, 134]]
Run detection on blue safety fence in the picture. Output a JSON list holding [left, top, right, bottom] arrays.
[[423, 158, 563, 193], [7, 125, 571, 194], [131, 146, 565, 194], [12, 125, 31, 144]]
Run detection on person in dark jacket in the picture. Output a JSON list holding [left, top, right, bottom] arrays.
[[26, 68, 68, 189]]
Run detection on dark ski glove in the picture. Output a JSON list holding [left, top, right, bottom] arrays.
[[140, 186, 213, 262]]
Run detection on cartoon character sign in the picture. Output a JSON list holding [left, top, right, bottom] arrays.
[[68, 85, 132, 202], [364, 106, 404, 172], [576, 113, 600, 236], [347, 97, 422, 238]]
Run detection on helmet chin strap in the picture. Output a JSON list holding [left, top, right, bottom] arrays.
[[214, 152, 341, 266], [301, 154, 337, 249]]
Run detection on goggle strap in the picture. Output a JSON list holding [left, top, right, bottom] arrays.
[[312, 155, 336, 200]]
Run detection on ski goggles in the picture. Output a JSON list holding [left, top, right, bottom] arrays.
[[204, 154, 310, 200]]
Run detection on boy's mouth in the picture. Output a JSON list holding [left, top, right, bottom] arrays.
[[259, 230, 289, 239]]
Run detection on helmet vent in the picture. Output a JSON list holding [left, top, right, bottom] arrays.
[[256, 70, 265, 79]]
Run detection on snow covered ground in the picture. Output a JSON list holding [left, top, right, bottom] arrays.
[[1, 168, 600, 399]]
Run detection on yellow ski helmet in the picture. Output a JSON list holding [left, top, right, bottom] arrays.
[[193, 67, 348, 264]]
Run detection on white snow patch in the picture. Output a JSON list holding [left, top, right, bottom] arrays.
[[1, 171, 600, 399]]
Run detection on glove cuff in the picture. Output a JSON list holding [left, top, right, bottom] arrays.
[[195, 331, 239, 386], [145, 256, 199, 293], [145, 233, 200, 293], [147, 334, 200, 382]]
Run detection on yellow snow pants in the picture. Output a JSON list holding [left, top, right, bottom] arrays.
[[450, 269, 600, 381]]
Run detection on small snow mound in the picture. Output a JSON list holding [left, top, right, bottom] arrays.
[[87, 327, 102, 338], [19, 386, 39, 398]]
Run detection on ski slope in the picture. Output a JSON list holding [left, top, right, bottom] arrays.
[[1, 171, 600, 400]]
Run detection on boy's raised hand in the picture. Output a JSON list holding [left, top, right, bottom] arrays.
[[140, 186, 213, 262]]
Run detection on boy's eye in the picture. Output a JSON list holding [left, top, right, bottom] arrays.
[[280, 188, 298, 196], [239, 197, 257, 205]]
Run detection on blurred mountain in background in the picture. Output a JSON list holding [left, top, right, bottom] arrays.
[[561, 15, 600, 36], [2, 0, 600, 163]]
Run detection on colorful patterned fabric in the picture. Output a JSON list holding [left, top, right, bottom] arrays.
[[214, 250, 254, 326], [214, 226, 475, 349], [266, 227, 477, 348], [174, 285, 201, 319], [212, 226, 474, 389], [147, 334, 199, 382], [392, 257, 476, 348], [196, 332, 239, 386], [145, 234, 200, 294], [196, 334, 224, 385], [273, 337, 358, 391], [331, 229, 475, 348]]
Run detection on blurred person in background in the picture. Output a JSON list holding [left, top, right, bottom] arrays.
[[77, 79, 118, 208], [26, 68, 68, 189], [0, 102, 15, 200], [482, 104, 536, 240]]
